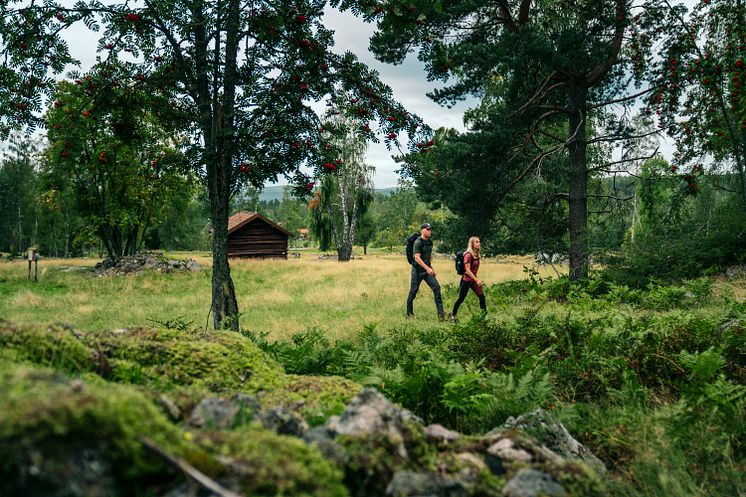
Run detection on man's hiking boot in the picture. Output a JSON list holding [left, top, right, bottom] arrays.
[[438, 312, 445, 322], [450, 314, 459, 323], [407, 314, 415, 320]]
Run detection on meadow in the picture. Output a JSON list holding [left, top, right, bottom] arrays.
[[1, 251, 744, 497], [0, 251, 559, 340]]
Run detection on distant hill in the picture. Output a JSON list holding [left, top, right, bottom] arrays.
[[259, 185, 396, 202]]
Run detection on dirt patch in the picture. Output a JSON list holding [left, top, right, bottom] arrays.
[[93, 252, 202, 276]]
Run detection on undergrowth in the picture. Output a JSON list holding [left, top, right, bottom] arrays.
[[241, 275, 746, 497]]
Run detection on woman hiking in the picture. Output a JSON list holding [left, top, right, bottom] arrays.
[[450, 236, 486, 322]]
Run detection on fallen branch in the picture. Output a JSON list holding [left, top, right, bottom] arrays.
[[138, 436, 243, 497]]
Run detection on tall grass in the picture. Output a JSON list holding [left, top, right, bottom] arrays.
[[0, 251, 556, 340]]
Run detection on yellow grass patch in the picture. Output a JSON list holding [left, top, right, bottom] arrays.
[[0, 251, 567, 339]]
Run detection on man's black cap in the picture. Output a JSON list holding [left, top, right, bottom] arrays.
[[421, 223, 432, 229]]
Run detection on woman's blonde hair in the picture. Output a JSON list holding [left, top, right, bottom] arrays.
[[466, 236, 480, 258]]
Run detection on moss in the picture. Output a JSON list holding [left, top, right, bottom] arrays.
[[335, 418, 435, 495], [0, 360, 220, 496], [1, 323, 362, 424], [262, 374, 362, 424], [540, 460, 607, 497], [80, 327, 285, 393], [0, 323, 105, 375], [194, 428, 349, 497]]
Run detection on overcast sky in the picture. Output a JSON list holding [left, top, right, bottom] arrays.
[[320, 9, 474, 189]]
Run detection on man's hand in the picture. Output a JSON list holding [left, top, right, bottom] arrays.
[[427, 267, 436, 276]]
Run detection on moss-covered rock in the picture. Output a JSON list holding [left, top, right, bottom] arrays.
[[193, 428, 348, 497], [0, 360, 349, 497], [0, 323, 361, 421], [0, 360, 213, 496], [0, 323, 108, 375], [80, 327, 285, 393]]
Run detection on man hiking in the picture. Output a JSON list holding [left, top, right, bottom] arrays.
[[406, 223, 445, 321]]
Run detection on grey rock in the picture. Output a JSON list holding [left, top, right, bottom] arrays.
[[257, 407, 308, 437], [186, 259, 203, 271], [303, 425, 348, 465], [502, 409, 606, 474], [424, 424, 461, 443], [725, 265, 745, 278], [719, 319, 743, 334], [502, 469, 566, 497], [188, 397, 239, 430], [386, 470, 469, 497], [327, 388, 420, 436], [326, 388, 421, 459], [16, 447, 114, 497], [454, 452, 488, 479], [487, 438, 532, 463]]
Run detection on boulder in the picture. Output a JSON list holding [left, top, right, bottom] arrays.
[[502, 468, 567, 497], [386, 470, 469, 497], [256, 406, 309, 437], [326, 387, 421, 459], [424, 423, 461, 443], [500, 409, 606, 475], [188, 397, 241, 430]]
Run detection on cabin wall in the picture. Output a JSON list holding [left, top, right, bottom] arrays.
[[227, 220, 288, 258]]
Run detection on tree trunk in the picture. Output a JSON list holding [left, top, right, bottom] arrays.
[[204, 0, 240, 331], [336, 179, 356, 261], [567, 85, 589, 281], [208, 186, 239, 330]]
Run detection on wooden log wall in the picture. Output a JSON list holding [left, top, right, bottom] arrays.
[[227, 220, 288, 259]]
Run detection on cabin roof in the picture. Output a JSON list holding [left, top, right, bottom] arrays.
[[227, 211, 291, 237]]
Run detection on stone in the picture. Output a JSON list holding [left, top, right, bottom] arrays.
[[385, 470, 469, 497], [501, 409, 606, 475], [487, 438, 533, 463], [502, 469, 566, 497], [424, 423, 461, 443], [454, 452, 487, 475], [186, 259, 202, 271], [326, 388, 421, 459], [256, 407, 308, 437], [303, 425, 348, 465], [327, 388, 420, 436], [725, 265, 745, 278], [188, 397, 239, 430]]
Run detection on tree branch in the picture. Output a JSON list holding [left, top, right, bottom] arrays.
[[138, 437, 242, 497], [585, 1, 625, 86], [589, 87, 654, 109]]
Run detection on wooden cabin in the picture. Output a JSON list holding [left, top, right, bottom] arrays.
[[227, 211, 290, 259]]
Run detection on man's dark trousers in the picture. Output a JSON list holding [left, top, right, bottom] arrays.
[[406, 268, 444, 316]]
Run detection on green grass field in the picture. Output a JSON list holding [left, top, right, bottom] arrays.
[[0, 250, 560, 339]]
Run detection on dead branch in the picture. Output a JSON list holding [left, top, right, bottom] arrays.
[[588, 129, 661, 144], [588, 147, 660, 171], [512, 76, 564, 116], [138, 436, 243, 497], [589, 87, 654, 109]]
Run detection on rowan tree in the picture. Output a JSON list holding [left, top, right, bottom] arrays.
[[44, 76, 190, 259], [639, 0, 746, 207], [0, 0, 427, 329]]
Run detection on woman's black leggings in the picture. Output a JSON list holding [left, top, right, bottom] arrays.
[[451, 279, 486, 317]]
